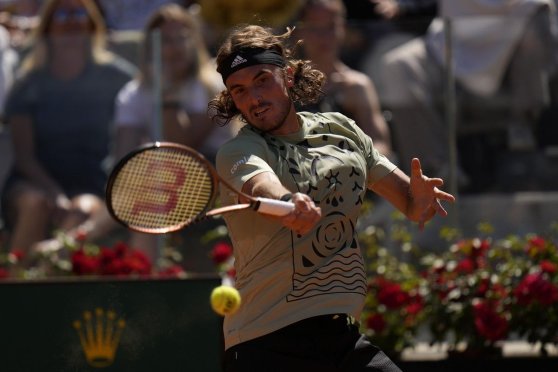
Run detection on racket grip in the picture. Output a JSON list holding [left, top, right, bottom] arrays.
[[255, 197, 295, 216]]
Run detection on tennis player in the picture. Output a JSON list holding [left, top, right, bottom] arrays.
[[208, 24, 455, 371]]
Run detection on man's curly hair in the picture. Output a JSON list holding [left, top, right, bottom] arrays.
[[208, 24, 325, 126]]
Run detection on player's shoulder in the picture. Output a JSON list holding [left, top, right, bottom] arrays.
[[299, 111, 355, 127], [217, 125, 267, 157], [227, 124, 267, 144]]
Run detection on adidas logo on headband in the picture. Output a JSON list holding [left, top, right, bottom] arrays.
[[231, 55, 248, 68], [219, 48, 286, 83]]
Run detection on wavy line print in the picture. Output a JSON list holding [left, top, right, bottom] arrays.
[[287, 283, 368, 300], [296, 252, 362, 277], [293, 273, 367, 291], [294, 265, 366, 281]]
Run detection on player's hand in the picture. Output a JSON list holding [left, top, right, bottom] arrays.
[[408, 158, 455, 230], [281, 192, 321, 235]]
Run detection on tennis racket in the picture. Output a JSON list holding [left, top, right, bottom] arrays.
[[106, 142, 295, 233]]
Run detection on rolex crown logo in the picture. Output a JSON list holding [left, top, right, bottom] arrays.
[[73, 308, 126, 368]]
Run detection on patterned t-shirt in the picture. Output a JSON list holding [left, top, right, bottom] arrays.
[[216, 111, 397, 350]]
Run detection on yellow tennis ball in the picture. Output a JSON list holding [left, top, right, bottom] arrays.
[[210, 285, 241, 316]]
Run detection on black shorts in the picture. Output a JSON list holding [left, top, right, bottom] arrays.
[[223, 314, 403, 372]]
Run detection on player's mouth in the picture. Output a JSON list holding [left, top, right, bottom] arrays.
[[253, 105, 270, 119]]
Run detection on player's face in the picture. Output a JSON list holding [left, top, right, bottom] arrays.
[[226, 64, 297, 135]]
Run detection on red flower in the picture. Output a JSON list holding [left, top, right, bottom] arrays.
[[122, 250, 152, 275], [472, 239, 491, 258], [71, 249, 100, 275], [99, 246, 117, 265], [158, 265, 186, 278], [540, 260, 557, 274], [514, 273, 558, 306], [456, 258, 475, 274], [71, 242, 152, 276], [477, 277, 490, 297], [0, 267, 9, 279], [376, 279, 410, 309], [226, 267, 237, 280], [113, 241, 129, 257], [211, 242, 233, 264], [491, 283, 508, 299], [366, 313, 386, 334], [9, 249, 25, 262], [74, 230, 88, 242], [99, 245, 152, 276], [526, 236, 547, 257], [473, 300, 508, 342], [405, 295, 424, 315]]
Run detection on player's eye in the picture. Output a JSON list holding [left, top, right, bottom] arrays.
[[256, 75, 270, 86], [230, 87, 245, 98]]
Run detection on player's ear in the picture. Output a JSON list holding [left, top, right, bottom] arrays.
[[284, 67, 294, 88]]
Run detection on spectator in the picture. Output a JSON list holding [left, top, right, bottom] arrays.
[[0, 22, 17, 240], [113, 2, 231, 163], [94, 0, 180, 31], [359, 0, 438, 115], [0, 2, 40, 51], [0, 23, 17, 118], [294, 0, 394, 157], [0, 0, 135, 263], [38, 3, 236, 267], [378, 0, 558, 188]]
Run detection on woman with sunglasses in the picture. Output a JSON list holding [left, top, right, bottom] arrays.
[[0, 0, 135, 267]]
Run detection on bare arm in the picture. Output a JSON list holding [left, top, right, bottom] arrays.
[[370, 158, 455, 229], [240, 171, 322, 235], [334, 70, 392, 156]]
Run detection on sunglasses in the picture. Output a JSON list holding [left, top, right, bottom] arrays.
[[52, 8, 89, 23]]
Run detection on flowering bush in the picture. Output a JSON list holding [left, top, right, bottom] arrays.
[[508, 234, 558, 354], [0, 231, 186, 280], [359, 211, 558, 357], [419, 231, 558, 355], [420, 236, 511, 352], [71, 241, 151, 276], [360, 224, 426, 356]]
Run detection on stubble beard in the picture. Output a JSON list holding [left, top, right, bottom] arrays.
[[246, 97, 293, 135]]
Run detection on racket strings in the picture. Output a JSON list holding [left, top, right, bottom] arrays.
[[110, 148, 215, 231]]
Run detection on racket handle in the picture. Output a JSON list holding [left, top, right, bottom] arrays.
[[254, 197, 295, 216]]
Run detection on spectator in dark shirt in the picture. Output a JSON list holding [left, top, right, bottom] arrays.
[[0, 0, 134, 264]]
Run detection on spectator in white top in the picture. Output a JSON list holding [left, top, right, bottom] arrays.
[[35, 3, 237, 265]]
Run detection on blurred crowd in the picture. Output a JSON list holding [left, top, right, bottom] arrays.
[[0, 0, 557, 272]]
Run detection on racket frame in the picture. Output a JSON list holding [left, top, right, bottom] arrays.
[[106, 141, 292, 234]]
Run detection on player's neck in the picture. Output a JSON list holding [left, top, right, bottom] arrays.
[[267, 105, 300, 136]]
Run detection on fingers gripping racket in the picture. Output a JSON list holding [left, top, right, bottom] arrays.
[[106, 142, 295, 233]]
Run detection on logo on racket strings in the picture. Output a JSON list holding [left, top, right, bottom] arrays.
[[131, 160, 185, 215]]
